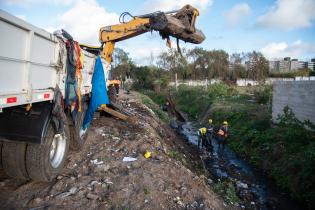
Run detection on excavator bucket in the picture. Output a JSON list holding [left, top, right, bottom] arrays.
[[149, 5, 206, 44]]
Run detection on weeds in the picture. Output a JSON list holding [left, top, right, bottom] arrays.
[[139, 93, 170, 124], [143, 187, 150, 195]]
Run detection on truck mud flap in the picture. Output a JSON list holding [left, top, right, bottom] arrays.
[[0, 102, 52, 144]]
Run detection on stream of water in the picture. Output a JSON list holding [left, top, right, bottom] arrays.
[[177, 121, 304, 210]]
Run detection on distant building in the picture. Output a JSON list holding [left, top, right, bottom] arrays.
[[290, 59, 307, 71], [269, 60, 280, 73], [307, 60, 315, 71], [279, 59, 290, 73]]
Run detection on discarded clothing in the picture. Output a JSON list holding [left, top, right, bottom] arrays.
[[82, 56, 109, 129]]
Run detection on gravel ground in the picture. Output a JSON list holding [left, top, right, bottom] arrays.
[[0, 92, 236, 210]]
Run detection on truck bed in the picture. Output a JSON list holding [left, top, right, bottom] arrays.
[[0, 10, 102, 110]]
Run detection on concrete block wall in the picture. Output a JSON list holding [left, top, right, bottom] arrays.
[[272, 81, 315, 124]]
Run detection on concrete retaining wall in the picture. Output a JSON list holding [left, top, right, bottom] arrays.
[[272, 81, 315, 124]]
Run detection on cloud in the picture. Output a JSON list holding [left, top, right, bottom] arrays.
[[139, 0, 212, 13], [51, 0, 119, 44], [260, 40, 315, 59], [256, 0, 315, 30], [224, 3, 251, 26], [2, 0, 75, 6]]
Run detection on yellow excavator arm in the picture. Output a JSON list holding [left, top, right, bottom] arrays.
[[99, 17, 150, 64], [97, 4, 205, 65]]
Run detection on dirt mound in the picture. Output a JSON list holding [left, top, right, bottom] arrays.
[[0, 92, 235, 210]]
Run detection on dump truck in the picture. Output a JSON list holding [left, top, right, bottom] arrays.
[[0, 5, 205, 181]]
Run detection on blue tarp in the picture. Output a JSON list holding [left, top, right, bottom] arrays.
[[82, 56, 109, 129]]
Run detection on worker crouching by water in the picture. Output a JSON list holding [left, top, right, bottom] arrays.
[[197, 126, 212, 154], [217, 121, 229, 155]]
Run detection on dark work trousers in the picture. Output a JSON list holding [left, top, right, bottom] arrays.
[[217, 135, 226, 156], [206, 131, 213, 154]]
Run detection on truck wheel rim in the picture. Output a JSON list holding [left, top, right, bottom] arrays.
[[50, 133, 67, 168]]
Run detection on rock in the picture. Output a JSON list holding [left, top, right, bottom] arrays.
[[236, 181, 248, 189], [239, 189, 254, 201], [112, 136, 120, 141], [207, 178, 213, 184], [95, 164, 110, 173], [177, 200, 184, 206], [90, 159, 104, 165], [93, 184, 104, 193], [34, 198, 42, 204], [77, 189, 86, 197], [180, 187, 188, 196], [59, 187, 78, 198], [155, 155, 164, 161], [191, 201, 198, 207], [86, 193, 99, 200], [56, 175, 63, 180]]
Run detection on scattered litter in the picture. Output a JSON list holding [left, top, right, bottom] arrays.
[[112, 136, 120, 141], [104, 179, 113, 185], [90, 180, 100, 186], [144, 151, 152, 159], [110, 148, 120, 153], [58, 187, 77, 198], [90, 159, 104, 165], [123, 157, 137, 162]]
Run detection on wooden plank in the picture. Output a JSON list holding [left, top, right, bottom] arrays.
[[101, 106, 129, 121]]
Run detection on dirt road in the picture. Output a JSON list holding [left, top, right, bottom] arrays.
[[0, 92, 235, 210]]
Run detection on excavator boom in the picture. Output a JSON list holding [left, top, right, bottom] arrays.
[[98, 4, 206, 64]]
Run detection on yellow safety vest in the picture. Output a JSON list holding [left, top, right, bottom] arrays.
[[199, 127, 207, 136]]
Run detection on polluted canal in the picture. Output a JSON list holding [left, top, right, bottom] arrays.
[[174, 120, 303, 210]]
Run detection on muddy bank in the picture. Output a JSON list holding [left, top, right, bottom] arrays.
[[0, 92, 235, 210]]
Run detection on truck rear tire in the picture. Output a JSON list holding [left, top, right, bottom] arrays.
[[0, 142, 2, 169], [26, 121, 70, 181], [2, 141, 29, 179], [69, 101, 89, 151]]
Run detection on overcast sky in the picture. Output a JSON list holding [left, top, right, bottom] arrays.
[[1, 0, 315, 64]]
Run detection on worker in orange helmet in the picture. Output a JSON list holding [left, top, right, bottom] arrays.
[[217, 121, 229, 155]]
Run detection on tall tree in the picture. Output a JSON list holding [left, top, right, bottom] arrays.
[[111, 48, 134, 80], [246, 51, 269, 82]]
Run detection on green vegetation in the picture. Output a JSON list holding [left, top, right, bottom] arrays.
[[142, 84, 315, 207], [143, 187, 150, 195], [139, 93, 170, 124], [226, 106, 315, 207], [269, 68, 313, 78], [213, 181, 240, 205]]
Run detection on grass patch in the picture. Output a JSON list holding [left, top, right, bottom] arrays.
[[140, 84, 315, 207], [139, 93, 170, 124], [143, 187, 150, 195], [213, 181, 240, 205]]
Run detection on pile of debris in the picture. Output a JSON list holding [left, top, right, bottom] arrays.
[[0, 92, 235, 210]]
